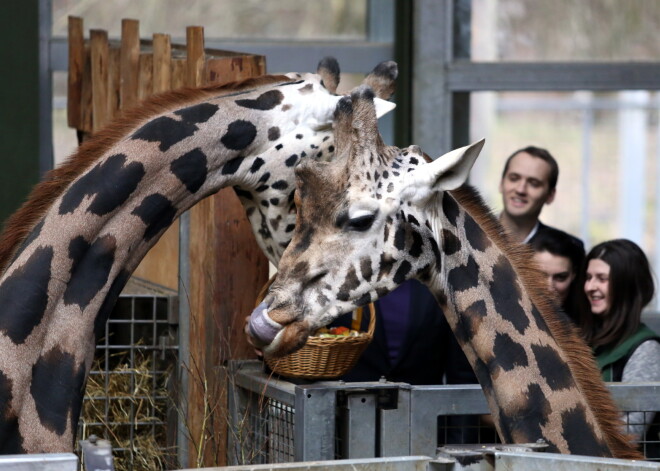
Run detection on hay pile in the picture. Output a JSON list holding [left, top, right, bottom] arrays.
[[79, 351, 177, 471]]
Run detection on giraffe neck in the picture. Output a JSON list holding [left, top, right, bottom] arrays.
[[0, 75, 337, 453], [423, 187, 639, 459]]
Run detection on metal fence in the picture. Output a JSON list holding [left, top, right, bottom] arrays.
[[227, 360, 660, 465], [77, 277, 179, 471]]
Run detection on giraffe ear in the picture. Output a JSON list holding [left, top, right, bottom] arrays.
[[400, 139, 485, 203], [363, 61, 398, 100], [317, 56, 340, 94]]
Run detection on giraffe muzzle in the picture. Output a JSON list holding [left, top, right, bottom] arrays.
[[248, 301, 283, 346]]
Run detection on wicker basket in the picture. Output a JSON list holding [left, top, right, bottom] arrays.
[[257, 276, 376, 380]]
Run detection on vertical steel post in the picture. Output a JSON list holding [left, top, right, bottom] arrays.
[[294, 385, 338, 461], [341, 393, 378, 458]]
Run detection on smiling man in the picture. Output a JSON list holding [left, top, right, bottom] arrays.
[[498, 145, 582, 250]]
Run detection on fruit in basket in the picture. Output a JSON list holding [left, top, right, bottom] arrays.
[[330, 326, 350, 335], [314, 325, 362, 337]]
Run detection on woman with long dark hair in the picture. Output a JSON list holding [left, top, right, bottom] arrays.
[[580, 239, 660, 450]]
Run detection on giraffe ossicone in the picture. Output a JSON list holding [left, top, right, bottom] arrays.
[[248, 85, 642, 460], [0, 58, 397, 454]]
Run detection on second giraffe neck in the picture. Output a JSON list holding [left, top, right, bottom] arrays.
[[424, 187, 637, 458]]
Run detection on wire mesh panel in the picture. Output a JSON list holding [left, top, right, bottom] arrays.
[[268, 400, 296, 462], [229, 386, 296, 464], [624, 410, 660, 461], [78, 277, 178, 471], [436, 415, 499, 448]]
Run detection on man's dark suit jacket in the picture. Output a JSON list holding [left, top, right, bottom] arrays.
[[334, 279, 476, 386]]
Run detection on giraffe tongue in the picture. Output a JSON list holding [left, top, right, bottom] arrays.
[[248, 302, 282, 345]]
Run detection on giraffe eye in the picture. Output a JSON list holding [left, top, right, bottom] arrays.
[[347, 213, 376, 232]]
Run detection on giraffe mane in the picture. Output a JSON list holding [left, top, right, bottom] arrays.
[[450, 185, 642, 460], [0, 74, 293, 275]]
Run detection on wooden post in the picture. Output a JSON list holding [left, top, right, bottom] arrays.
[[67, 16, 84, 130], [79, 45, 93, 136], [90, 29, 109, 133], [120, 19, 140, 110], [186, 26, 205, 88], [107, 47, 121, 121], [185, 24, 227, 468], [182, 26, 269, 468], [152, 33, 172, 93], [137, 53, 153, 101], [186, 188, 269, 468]]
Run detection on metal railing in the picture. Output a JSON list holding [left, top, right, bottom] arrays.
[[227, 360, 660, 465]]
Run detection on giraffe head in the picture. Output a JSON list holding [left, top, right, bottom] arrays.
[[247, 85, 484, 356], [234, 57, 398, 265]]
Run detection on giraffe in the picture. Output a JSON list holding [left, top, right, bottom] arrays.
[[247, 85, 643, 460], [0, 58, 397, 454]]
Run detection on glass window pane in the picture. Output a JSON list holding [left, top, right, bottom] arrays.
[[472, 0, 660, 62], [52, 0, 367, 40], [469, 90, 660, 282]]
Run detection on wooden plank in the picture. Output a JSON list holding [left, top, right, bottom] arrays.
[[186, 195, 216, 468], [152, 33, 171, 93], [67, 16, 84, 129], [211, 188, 269, 362], [133, 221, 179, 290], [90, 29, 109, 133], [187, 188, 269, 467], [171, 58, 187, 90], [241, 55, 266, 80], [205, 57, 232, 85], [107, 46, 121, 121], [79, 43, 93, 136], [137, 52, 153, 101], [120, 18, 140, 110], [206, 55, 266, 85], [246, 54, 266, 77], [186, 26, 205, 87]]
